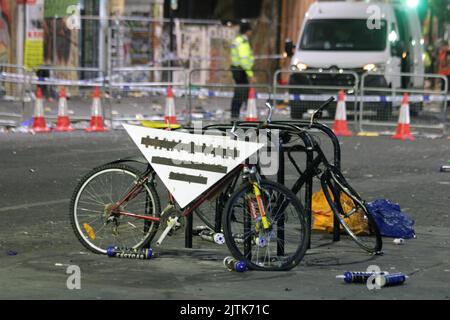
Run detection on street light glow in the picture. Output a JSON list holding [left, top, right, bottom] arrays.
[[388, 30, 398, 42], [406, 0, 419, 8]]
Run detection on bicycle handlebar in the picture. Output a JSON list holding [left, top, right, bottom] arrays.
[[310, 96, 335, 126]]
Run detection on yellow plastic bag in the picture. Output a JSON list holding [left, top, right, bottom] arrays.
[[312, 189, 369, 235]]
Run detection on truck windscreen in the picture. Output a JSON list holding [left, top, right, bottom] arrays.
[[300, 19, 387, 51]]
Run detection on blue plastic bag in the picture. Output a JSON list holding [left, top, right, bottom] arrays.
[[366, 199, 416, 239]]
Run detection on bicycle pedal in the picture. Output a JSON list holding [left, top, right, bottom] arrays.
[[156, 216, 179, 246]]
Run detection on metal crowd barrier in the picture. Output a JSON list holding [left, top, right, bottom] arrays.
[[187, 68, 272, 125], [0, 64, 27, 126], [27, 66, 106, 124], [359, 72, 448, 135], [273, 69, 360, 131], [1, 65, 449, 136], [109, 67, 188, 124]]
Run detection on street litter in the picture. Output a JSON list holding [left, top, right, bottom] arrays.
[[336, 271, 408, 287], [223, 256, 247, 272], [6, 250, 17, 256], [336, 271, 389, 283], [197, 229, 226, 245], [312, 189, 369, 235], [192, 225, 210, 235], [393, 238, 405, 245], [440, 165, 450, 172], [54, 263, 70, 267], [357, 131, 380, 137], [376, 273, 408, 287], [366, 199, 416, 239], [106, 246, 152, 259]]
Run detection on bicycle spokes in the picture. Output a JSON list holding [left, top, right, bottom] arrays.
[[224, 180, 308, 271]]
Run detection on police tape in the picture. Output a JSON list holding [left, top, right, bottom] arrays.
[[109, 85, 448, 103], [0, 72, 105, 87], [1, 73, 448, 102]]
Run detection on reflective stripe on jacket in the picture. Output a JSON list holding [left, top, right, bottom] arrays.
[[231, 35, 254, 78]]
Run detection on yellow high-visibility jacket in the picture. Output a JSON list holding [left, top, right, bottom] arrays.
[[230, 34, 254, 78]]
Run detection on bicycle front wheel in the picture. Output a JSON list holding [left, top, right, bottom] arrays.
[[70, 163, 161, 254], [223, 180, 309, 271], [321, 166, 382, 254]]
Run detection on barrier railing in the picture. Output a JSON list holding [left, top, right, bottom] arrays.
[[359, 72, 448, 134], [188, 69, 272, 125], [0, 64, 27, 126], [1, 65, 449, 136], [26, 66, 106, 125], [273, 69, 359, 130], [109, 67, 188, 125]]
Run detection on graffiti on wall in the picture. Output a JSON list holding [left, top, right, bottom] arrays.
[[0, 0, 12, 64]]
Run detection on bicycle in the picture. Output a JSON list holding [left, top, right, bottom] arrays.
[[201, 97, 383, 254], [274, 99, 382, 254], [70, 120, 310, 271]]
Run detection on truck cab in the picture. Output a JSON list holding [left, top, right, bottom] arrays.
[[286, 1, 424, 118]]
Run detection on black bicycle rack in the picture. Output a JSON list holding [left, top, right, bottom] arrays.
[[182, 119, 342, 249]]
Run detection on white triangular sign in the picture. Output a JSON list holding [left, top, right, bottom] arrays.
[[123, 124, 264, 208]]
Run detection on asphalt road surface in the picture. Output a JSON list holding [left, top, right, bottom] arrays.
[[0, 129, 449, 300]]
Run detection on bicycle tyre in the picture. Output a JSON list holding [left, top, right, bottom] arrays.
[[320, 167, 382, 254], [70, 163, 161, 254], [222, 179, 309, 271]]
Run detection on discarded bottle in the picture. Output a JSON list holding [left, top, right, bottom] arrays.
[[213, 233, 225, 245], [106, 246, 152, 259], [336, 271, 389, 283], [192, 225, 210, 236], [199, 231, 225, 245], [223, 256, 247, 272], [440, 165, 450, 172], [375, 272, 408, 287], [255, 236, 267, 248]]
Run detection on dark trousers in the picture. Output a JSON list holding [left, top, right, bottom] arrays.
[[231, 67, 249, 118], [36, 69, 53, 99]]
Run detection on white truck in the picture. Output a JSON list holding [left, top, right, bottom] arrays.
[[285, 0, 425, 119]]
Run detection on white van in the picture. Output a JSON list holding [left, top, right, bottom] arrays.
[[285, 1, 424, 118]]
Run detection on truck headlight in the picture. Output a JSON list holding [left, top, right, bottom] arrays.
[[363, 63, 385, 72], [294, 63, 308, 71]]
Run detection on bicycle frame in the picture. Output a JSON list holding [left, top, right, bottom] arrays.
[[199, 119, 344, 244], [111, 164, 245, 222]]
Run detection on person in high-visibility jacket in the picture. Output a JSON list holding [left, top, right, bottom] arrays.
[[230, 21, 254, 119]]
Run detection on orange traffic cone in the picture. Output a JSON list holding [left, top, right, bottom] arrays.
[[245, 87, 258, 122], [32, 87, 51, 133], [332, 90, 352, 136], [55, 87, 74, 132], [86, 87, 106, 132], [164, 86, 177, 124], [392, 93, 414, 141]]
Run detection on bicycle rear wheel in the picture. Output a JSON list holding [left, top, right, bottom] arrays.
[[320, 166, 382, 254], [70, 163, 160, 254], [223, 179, 309, 271]]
